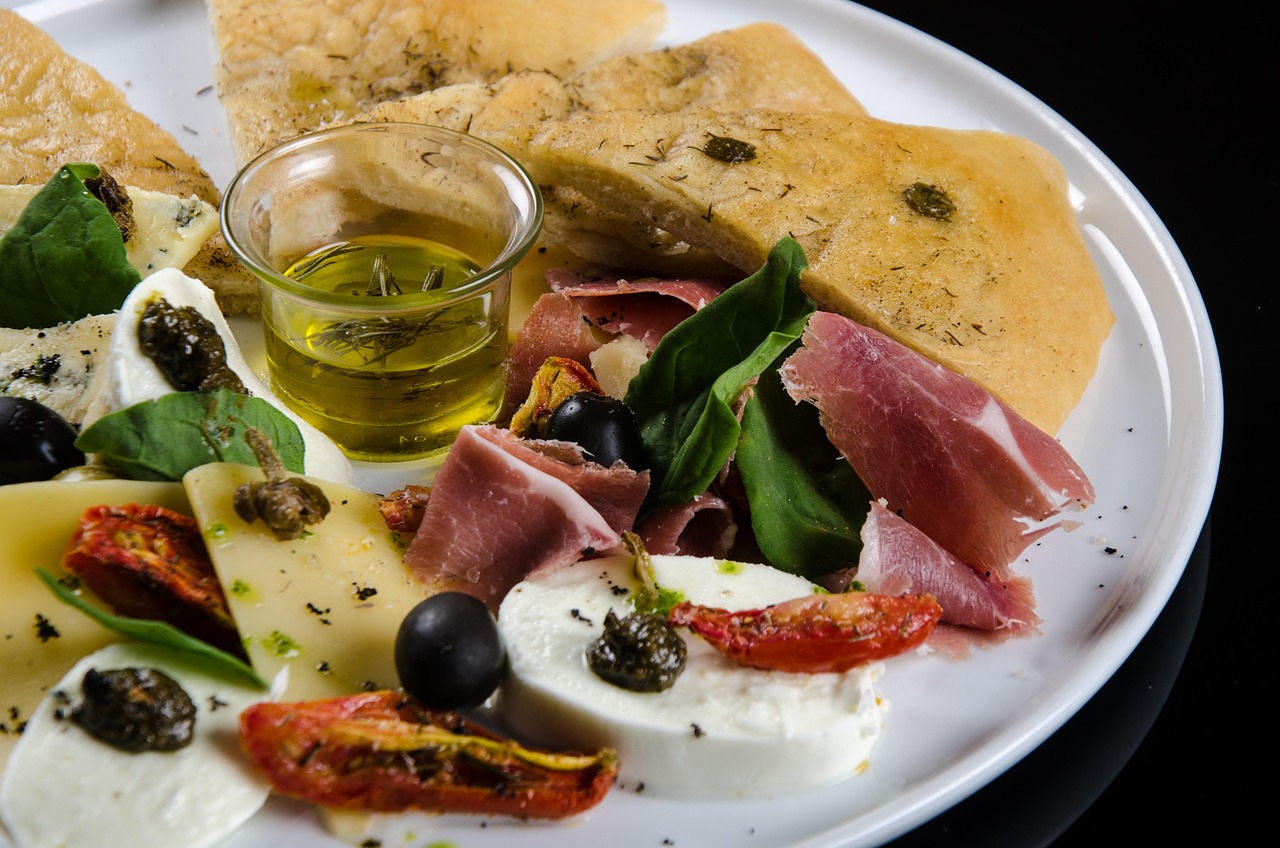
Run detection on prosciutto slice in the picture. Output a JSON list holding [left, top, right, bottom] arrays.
[[637, 492, 737, 558], [500, 292, 602, 421], [547, 267, 730, 347], [780, 312, 1094, 577], [404, 426, 648, 609], [858, 501, 1037, 631]]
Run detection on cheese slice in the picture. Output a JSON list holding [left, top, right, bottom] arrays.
[[184, 463, 430, 700], [0, 478, 190, 770], [0, 184, 219, 278]]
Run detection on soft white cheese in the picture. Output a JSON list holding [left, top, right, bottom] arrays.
[[496, 555, 884, 798], [100, 268, 353, 484], [0, 642, 270, 848]]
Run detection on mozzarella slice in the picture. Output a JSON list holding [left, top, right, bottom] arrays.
[[0, 642, 270, 848], [100, 267, 353, 484], [496, 555, 884, 798]]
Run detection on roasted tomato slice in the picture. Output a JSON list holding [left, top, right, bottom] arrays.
[[239, 691, 618, 818], [668, 591, 941, 673], [62, 503, 243, 658]]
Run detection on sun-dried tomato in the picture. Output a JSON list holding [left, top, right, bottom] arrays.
[[669, 591, 941, 673], [62, 503, 243, 658], [239, 691, 618, 818], [377, 484, 433, 535]]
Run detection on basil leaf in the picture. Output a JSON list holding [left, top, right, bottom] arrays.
[[36, 568, 268, 690], [626, 237, 814, 513], [0, 163, 141, 329], [736, 364, 871, 578], [76, 388, 306, 481]]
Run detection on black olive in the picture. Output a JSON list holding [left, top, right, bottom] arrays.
[[544, 391, 648, 470], [395, 592, 506, 710], [0, 397, 86, 485]]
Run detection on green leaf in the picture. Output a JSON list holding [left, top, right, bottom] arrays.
[[736, 365, 871, 578], [0, 163, 141, 329], [36, 568, 268, 690], [625, 237, 815, 514], [75, 388, 306, 481]]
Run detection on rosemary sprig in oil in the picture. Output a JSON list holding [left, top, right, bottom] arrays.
[[303, 254, 448, 366]]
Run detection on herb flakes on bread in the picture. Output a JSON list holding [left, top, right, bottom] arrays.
[[208, 0, 668, 164], [490, 107, 1113, 434]]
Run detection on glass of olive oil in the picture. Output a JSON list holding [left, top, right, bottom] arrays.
[[222, 123, 542, 461]]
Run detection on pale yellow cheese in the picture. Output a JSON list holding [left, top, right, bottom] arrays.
[[183, 463, 430, 700], [0, 479, 190, 769]]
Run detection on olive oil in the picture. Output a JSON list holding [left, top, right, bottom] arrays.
[[263, 234, 510, 461]]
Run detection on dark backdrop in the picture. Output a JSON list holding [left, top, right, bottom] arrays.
[[848, 3, 1259, 845]]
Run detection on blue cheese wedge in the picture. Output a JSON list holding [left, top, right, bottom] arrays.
[[496, 555, 885, 798], [0, 642, 270, 848], [0, 314, 114, 426], [0, 184, 219, 277]]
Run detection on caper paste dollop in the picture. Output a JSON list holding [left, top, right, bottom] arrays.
[[137, 298, 246, 393], [71, 666, 197, 753], [587, 609, 686, 692]]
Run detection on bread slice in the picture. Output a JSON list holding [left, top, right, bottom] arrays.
[[492, 107, 1112, 434], [357, 22, 867, 275], [208, 0, 667, 164], [0, 9, 258, 315]]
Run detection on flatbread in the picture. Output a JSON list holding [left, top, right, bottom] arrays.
[[0, 9, 258, 315], [208, 0, 667, 164], [357, 22, 867, 275], [492, 107, 1113, 434]]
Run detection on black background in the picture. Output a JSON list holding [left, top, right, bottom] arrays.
[[849, 2, 1259, 845]]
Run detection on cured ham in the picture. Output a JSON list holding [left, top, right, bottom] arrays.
[[403, 426, 648, 609], [857, 501, 1037, 631], [501, 271, 730, 420], [500, 292, 602, 421], [780, 312, 1094, 578], [546, 267, 730, 347], [636, 492, 737, 558]]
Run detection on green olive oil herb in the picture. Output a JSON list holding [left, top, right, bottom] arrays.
[[903, 182, 955, 220], [699, 133, 757, 164]]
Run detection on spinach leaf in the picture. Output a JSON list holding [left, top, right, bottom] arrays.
[[625, 237, 814, 514], [0, 163, 141, 329], [736, 364, 871, 579], [75, 388, 306, 481], [36, 568, 268, 690]]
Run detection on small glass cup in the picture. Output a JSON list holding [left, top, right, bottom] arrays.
[[222, 123, 542, 462]]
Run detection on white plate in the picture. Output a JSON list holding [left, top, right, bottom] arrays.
[[2, 0, 1223, 846]]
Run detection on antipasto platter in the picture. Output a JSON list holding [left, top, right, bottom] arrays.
[[0, 0, 1221, 846]]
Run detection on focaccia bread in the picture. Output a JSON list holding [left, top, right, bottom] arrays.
[[492, 107, 1112, 434], [356, 22, 867, 275], [208, 0, 668, 164], [0, 9, 259, 315]]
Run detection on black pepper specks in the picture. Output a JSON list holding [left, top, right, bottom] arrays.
[[34, 613, 60, 642]]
